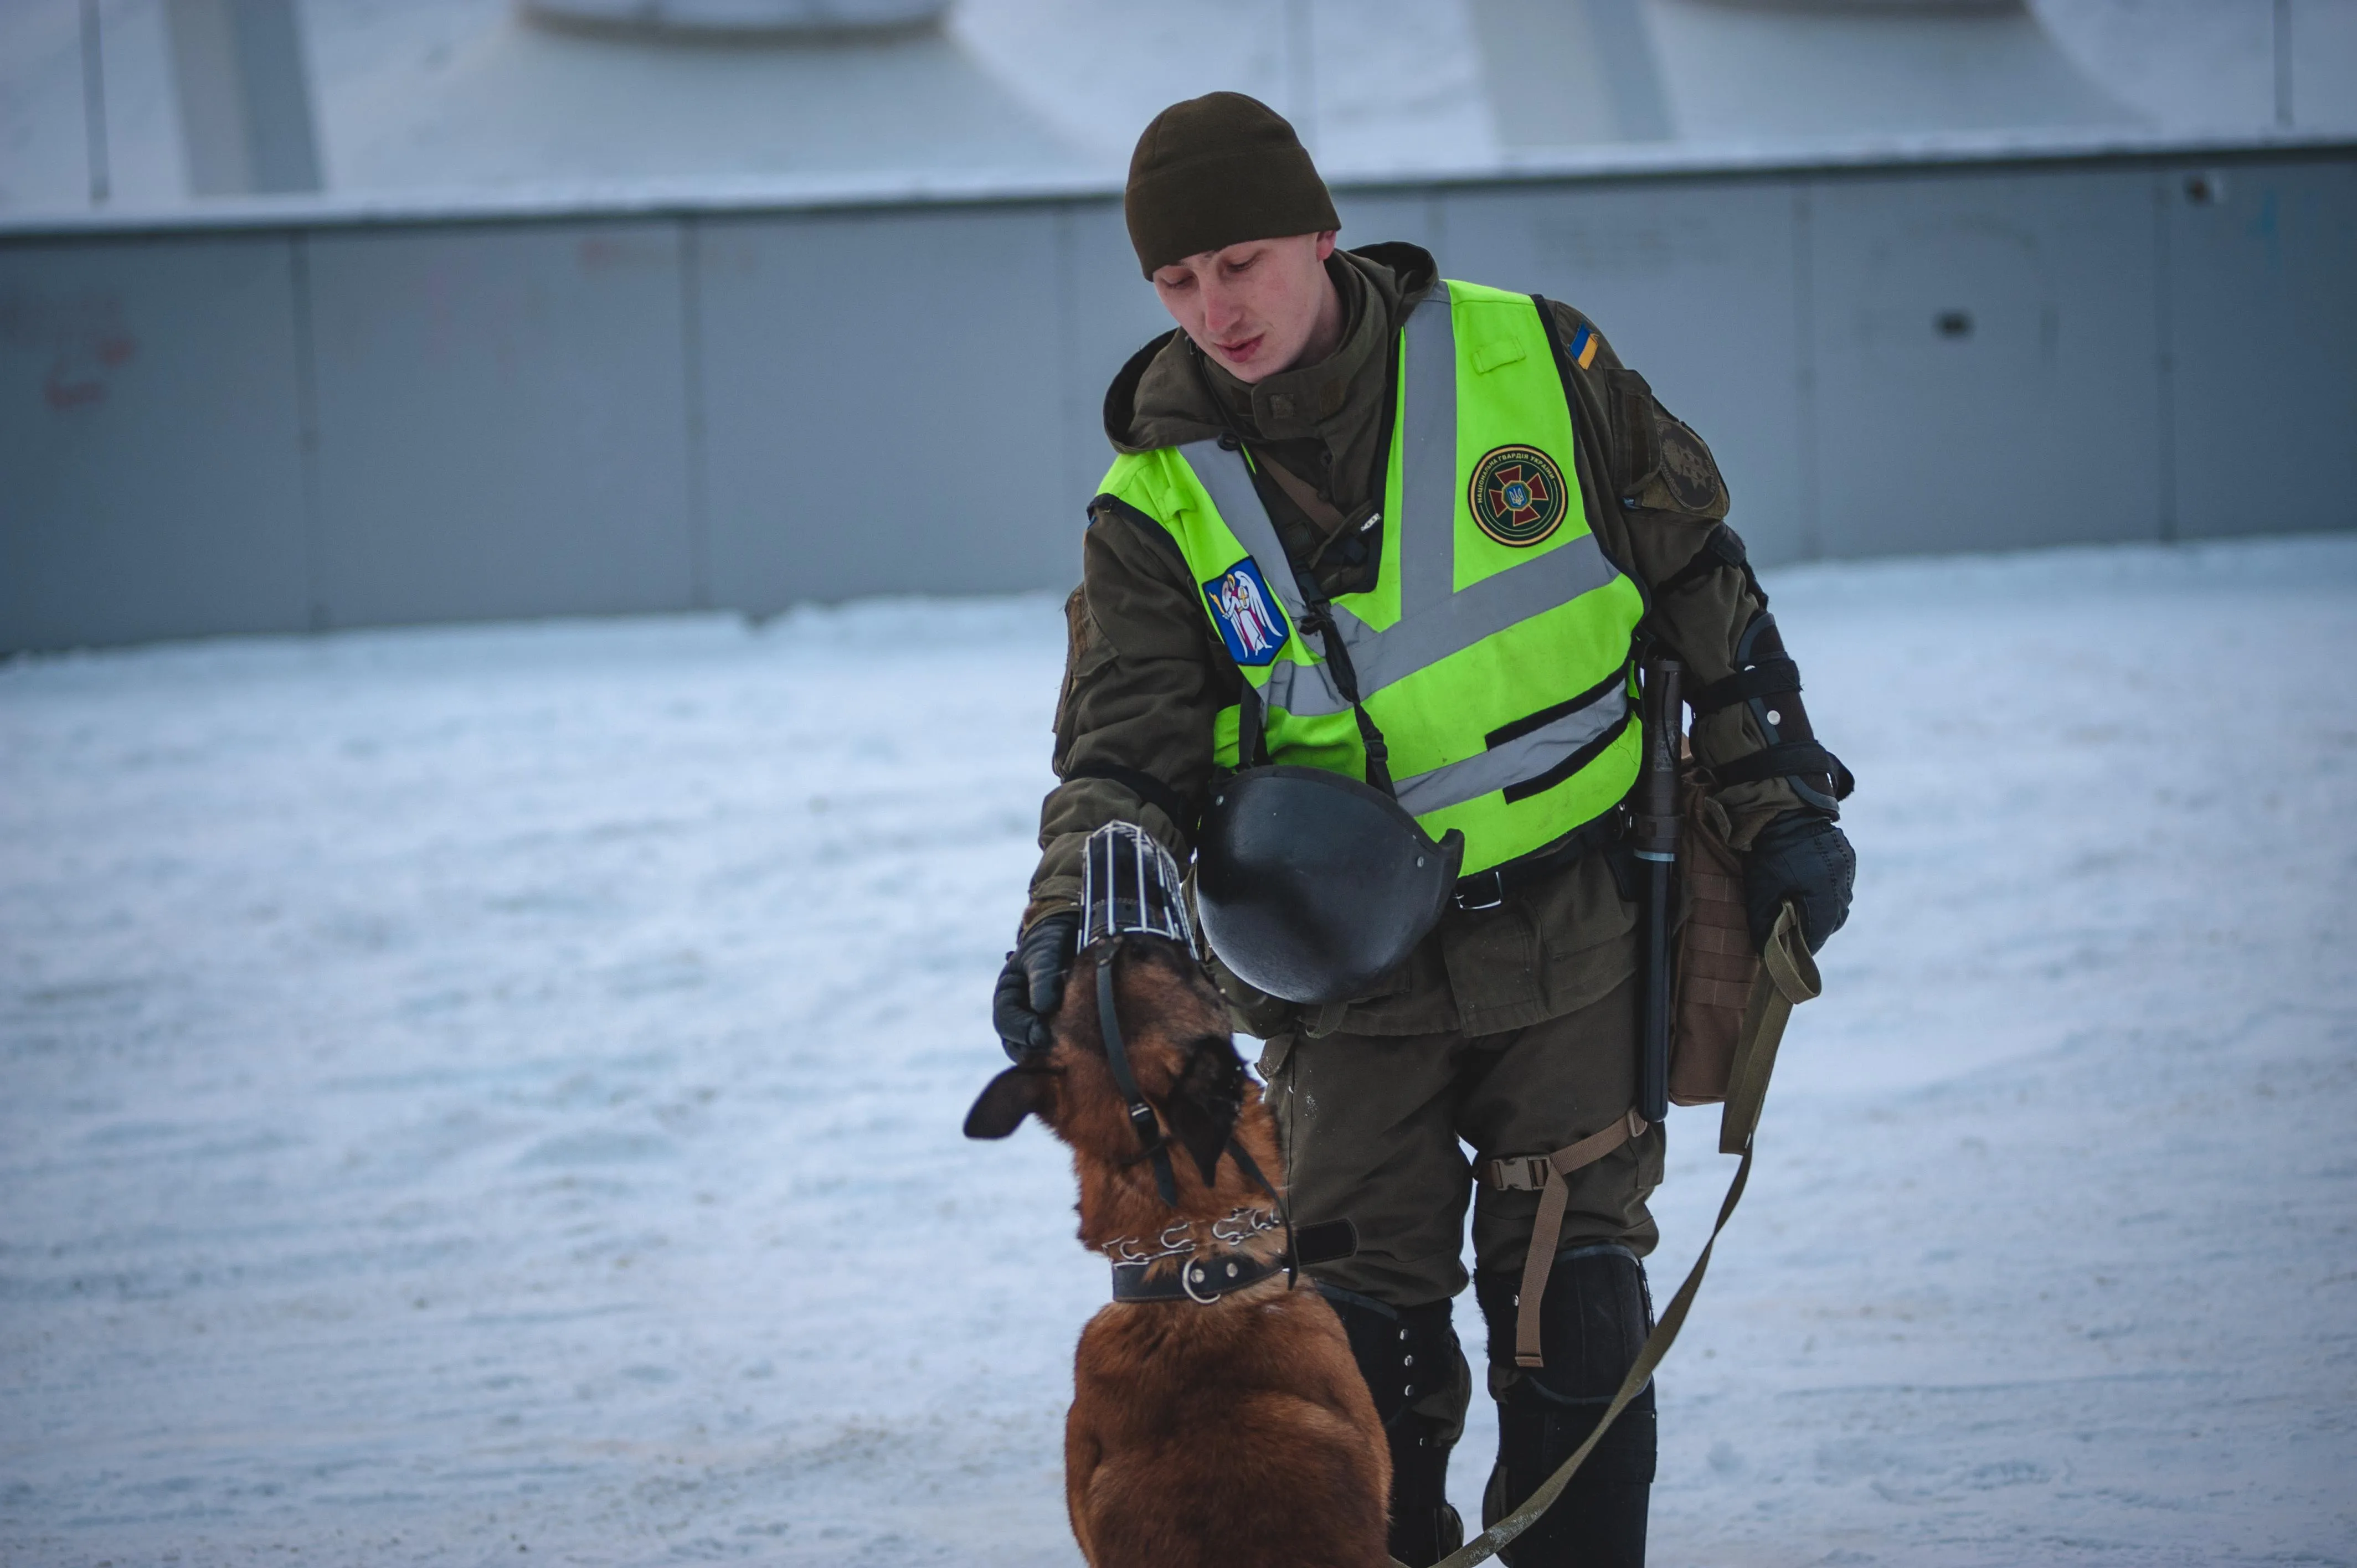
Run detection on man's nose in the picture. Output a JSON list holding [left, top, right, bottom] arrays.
[[1202, 283, 1245, 337]]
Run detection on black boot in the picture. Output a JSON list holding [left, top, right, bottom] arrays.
[[1320, 1286, 1466, 1566], [1475, 1246, 1656, 1568]]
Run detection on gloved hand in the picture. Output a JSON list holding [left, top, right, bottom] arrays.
[[1743, 811, 1855, 955], [992, 911, 1080, 1062]]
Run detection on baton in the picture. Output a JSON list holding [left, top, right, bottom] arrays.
[[1634, 654, 1683, 1125]]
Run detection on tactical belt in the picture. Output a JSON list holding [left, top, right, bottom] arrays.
[[1453, 803, 1628, 911]]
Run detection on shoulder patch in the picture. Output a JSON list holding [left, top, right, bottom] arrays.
[[1200, 558, 1292, 667], [1568, 321, 1599, 370], [1654, 419, 1724, 514]]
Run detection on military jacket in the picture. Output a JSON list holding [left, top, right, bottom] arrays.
[[1029, 243, 1799, 1039]]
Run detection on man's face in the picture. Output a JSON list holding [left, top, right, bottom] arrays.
[[1151, 231, 1339, 384]]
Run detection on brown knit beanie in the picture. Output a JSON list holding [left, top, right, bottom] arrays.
[[1125, 92, 1340, 277]]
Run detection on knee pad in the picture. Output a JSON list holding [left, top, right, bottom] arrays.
[[1478, 1247, 1657, 1566], [1476, 1244, 1653, 1407]]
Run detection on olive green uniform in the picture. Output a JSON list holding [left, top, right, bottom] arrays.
[[1024, 243, 1797, 1421]]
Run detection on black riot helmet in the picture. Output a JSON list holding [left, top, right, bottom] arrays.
[[1195, 766, 1464, 1005]]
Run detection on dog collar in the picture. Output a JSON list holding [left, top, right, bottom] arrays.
[[1100, 1209, 1362, 1306], [1111, 1249, 1288, 1305]]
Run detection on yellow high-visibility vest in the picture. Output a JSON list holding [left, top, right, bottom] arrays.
[[1098, 279, 1644, 877]]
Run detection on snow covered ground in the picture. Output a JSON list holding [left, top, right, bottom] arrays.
[[2, 535, 2352, 1566]]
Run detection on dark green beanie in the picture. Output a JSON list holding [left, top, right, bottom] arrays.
[[1125, 92, 1340, 277]]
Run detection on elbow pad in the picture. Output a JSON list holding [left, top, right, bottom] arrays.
[[1687, 611, 1853, 814]]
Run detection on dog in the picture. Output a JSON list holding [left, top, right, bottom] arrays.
[[965, 932, 1391, 1568]]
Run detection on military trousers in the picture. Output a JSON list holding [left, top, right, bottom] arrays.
[[1259, 949, 1665, 1431]]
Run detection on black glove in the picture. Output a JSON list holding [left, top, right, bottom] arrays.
[[992, 911, 1080, 1062], [1743, 812, 1855, 955]]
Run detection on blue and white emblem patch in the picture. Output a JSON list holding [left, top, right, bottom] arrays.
[[1200, 557, 1291, 668]]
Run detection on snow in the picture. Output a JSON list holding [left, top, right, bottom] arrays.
[[2, 535, 2353, 1565]]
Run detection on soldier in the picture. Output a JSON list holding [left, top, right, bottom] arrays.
[[993, 93, 1854, 1567]]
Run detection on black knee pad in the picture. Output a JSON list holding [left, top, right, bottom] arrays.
[[1477, 1247, 1656, 1567], [1320, 1286, 1466, 1567], [1476, 1244, 1654, 1408]]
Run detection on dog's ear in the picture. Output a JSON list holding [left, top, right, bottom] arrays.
[[964, 1067, 1056, 1139], [1159, 1034, 1246, 1185]]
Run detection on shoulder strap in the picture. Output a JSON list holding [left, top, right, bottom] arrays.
[[1253, 451, 1354, 538], [1191, 437, 1398, 796]]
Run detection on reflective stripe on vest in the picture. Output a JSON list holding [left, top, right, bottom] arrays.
[[1100, 278, 1644, 876]]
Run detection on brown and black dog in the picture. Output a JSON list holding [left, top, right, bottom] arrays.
[[965, 934, 1391, 1568]]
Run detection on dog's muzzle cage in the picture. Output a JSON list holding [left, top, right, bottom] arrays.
[[1078, 821, 1198, 956]]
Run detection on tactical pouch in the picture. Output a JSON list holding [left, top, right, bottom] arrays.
[[1666, 777, 1755, 1107]]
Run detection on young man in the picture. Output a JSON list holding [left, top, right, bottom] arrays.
[[994, 93, 1853, 1567]]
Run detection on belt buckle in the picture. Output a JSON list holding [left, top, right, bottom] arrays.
[[1454, 870, 1506, 912], [1127, 1103, 1163, 1148]]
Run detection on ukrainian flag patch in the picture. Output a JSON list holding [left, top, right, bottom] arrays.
[[1570, 322, 1599, 370]]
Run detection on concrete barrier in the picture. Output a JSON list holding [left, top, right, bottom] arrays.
[[3, 135, 2350, 651]]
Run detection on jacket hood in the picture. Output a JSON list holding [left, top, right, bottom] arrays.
[[1101, 241, 1438, 458]]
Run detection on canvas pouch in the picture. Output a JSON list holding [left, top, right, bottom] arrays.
[[1668, 777, 1757, 1106]]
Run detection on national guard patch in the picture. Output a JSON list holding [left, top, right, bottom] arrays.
[[1201, 556, 1291, 667], [1469, 445, 1570, 548]]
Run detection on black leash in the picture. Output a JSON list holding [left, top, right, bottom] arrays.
[[1096, 950, 1180, 1207]]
